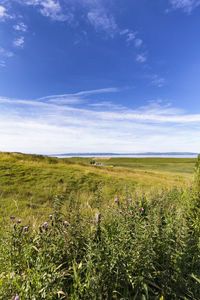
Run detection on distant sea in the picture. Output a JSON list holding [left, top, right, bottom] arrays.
[[53, 153, 199, 158]]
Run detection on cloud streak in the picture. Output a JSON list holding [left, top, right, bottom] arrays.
[[13, 22, 27, 32], [169, 0, 200, 13], [0, 90, 200, 153], [136, 54, 147, 63], [13, 36, 25, 47], [15, 0, 73, 22]]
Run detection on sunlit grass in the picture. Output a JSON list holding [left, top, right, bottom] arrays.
[[0, 152, 195, 223], [0, 153, 200, 299]]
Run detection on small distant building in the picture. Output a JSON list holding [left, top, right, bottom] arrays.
[[90, 161, 104, 166]]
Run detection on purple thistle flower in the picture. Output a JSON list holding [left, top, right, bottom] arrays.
[[42, 222, 48, 229], [115, 198, 119, 203], [49, 214, 53, 220], [139, 207, 144, 213], [14, 296, 19, 300], [17, 219, 21, 224], [120, 210, 123, 214], [10, 216, 15, 220], [24, 226, 29, 232], [63, 221, 69, 227]]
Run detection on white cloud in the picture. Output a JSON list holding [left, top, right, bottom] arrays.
[[126, 32, 136, 42], [136, 54, 147, 63], [135, 38, 143, 48], [39, 88, 119, 104], [0, 6, 6, 18], [87, 9, 117, 36], [120, 29, 136, 43], [13, 22, 27, 32], [151, 75, 165, 87], [0, 93, 200, 153], [16, 0, 73, 22], [169, 0, 200, 13], [0, 47, 13, 57], [0, 5, 12, 20], [0, 60, 6, 67], [0, 47, 13, 68], [39, 0, 70, 21], [13, 37, 24, 47]]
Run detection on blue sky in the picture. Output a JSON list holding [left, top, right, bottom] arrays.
[[0, 0, 200, 154]]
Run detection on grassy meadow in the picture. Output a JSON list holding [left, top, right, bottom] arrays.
[[0, 152, 196, 223], [0, 152, 200, 299]]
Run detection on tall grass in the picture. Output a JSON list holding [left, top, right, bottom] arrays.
[[0, 155, 200, 299]]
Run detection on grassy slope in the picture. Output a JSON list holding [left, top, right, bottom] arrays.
[[0, 152, 196, 223], [0, 154, 200, 299]]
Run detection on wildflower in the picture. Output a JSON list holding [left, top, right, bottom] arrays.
[[63, 221, 69, 227], [10, 216, 15, 220], [42, 222, 48, 229], [139, 207, 144, 213], [128, 198, 132, 203], [115, 198, 119, 203], [17, 219, 21, 224], [120, 210, 123, 214], [49, 214, 53, 220], [15, 296, 19, 300], [24, 226, 29, 232]]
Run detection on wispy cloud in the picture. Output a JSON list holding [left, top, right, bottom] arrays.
[[0, 5, 11, 20], [87, 9, 117, 36], [169, 0, 200, 13], [0, 47, 14, 67], [135, 38, 143, 48], [0, 47, 13, 57], [39, 88, 119, 104], [16, 0, 73, 22], [136, 54, 147, 63], [0, 60, 6, 67], [0, 5, 7, 19], [39, 0, 72, 21], [13, 36, 24, 47], [0, 92, 200, 153], [151, 75, 165, 88], [13, 22, 27, 32], [120, 29, 136, 43]]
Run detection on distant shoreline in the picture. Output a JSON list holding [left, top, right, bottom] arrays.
[[51, 152, 199, 158]]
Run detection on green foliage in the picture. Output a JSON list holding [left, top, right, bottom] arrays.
[[0, 152, 200, 299], [1, 187, 200, 299], [0, 152, 195, 223], [194, 155, 200, 194]]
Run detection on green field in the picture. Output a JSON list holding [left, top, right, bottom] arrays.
[[0, 152, 196, 223], [1, 152, 200, 299]]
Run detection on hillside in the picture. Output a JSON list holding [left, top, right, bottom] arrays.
[[0, 152, 196, 223], [1, 153, 200, 299]]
